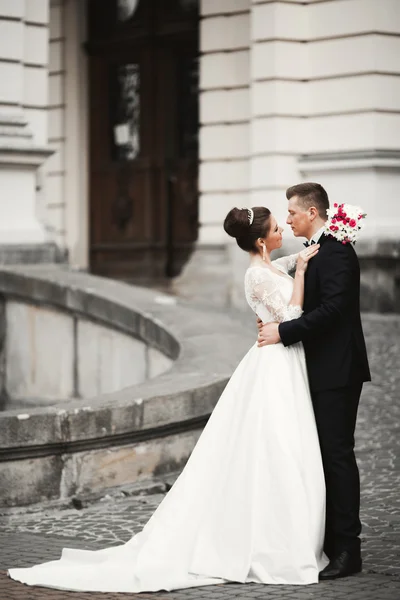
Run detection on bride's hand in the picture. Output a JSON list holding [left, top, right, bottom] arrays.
[[297, 244, 320, 273]]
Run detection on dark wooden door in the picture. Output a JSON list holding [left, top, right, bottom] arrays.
[[87, 0, 199, 282]]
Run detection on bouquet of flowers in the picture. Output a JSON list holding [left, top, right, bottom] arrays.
[[324, 203, 367, 245]]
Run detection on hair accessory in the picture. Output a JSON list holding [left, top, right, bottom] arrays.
[[242, 207, 254, 226]]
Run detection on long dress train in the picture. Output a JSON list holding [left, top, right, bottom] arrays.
[[9, 254, 328, 592]]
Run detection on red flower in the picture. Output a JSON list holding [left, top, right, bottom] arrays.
[[349, 219, 356, 227], [332, 218, 337, 223], [334, 203, 338, 207]]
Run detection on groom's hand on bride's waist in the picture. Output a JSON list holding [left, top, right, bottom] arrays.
[[256, 320, 281, 347]]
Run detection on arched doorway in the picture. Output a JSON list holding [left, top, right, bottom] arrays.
[[87, 0, 199, 283]]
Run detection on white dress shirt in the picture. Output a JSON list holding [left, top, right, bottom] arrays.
[[308, 226, 326, 245]]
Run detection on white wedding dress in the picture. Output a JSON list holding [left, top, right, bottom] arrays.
[[9, 254, 328, 593]]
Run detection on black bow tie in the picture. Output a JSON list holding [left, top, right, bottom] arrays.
[[303, 240, 316, 248]]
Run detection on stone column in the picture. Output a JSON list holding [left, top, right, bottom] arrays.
[[63, 0, 89, 269], [0, 0, 53, 258], [249, 0, 307, 255], [173, 0, 251, 306]]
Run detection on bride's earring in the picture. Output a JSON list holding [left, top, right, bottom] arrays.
[[262, 244, 266, 262]]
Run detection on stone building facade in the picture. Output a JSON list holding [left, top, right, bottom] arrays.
[[0, 0, 399, 311]]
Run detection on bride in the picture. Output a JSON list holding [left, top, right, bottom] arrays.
[[9, 206, 328, 593]]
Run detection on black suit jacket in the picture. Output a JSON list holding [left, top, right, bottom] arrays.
[[279, 234, 371, 392]]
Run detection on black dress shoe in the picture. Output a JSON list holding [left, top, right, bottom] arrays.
[[319, 551, 362, 580]]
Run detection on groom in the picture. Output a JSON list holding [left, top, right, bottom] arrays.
[[258, 182, 371, 580]]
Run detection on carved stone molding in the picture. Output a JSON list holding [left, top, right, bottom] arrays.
[[0, 113, 53, 167], [299, 150, 400, 173]]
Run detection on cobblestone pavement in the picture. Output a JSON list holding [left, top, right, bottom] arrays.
[[0, 315, 399, 599]]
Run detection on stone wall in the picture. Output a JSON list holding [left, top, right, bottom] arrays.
[[3, 300, 172, 408], [0, 0, 50, 145], [0, 0, 88, 267], [175, 0, 400, 313], [0, 0, 52, 249]]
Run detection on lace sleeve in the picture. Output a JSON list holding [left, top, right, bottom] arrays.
[[246, 268, 303, 323], [272, 253, 299, 274]]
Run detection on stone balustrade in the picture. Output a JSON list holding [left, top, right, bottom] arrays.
[[0, 266, 254, 506]]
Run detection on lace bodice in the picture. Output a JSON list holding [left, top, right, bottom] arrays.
[[244, 253, 303, 323]]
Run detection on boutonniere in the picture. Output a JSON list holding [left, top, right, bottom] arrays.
[[324, 203, 367, 245]]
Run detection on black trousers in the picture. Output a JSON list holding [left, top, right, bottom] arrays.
[[311, 383, 363, 558]]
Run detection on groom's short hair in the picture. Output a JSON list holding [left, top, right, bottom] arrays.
[[286, 182, 329, 220]]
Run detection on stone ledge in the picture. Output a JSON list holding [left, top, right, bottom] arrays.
[[0, 243, 67, 265]]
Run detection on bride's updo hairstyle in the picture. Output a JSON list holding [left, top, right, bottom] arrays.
[[224, 207, 272, 252]]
